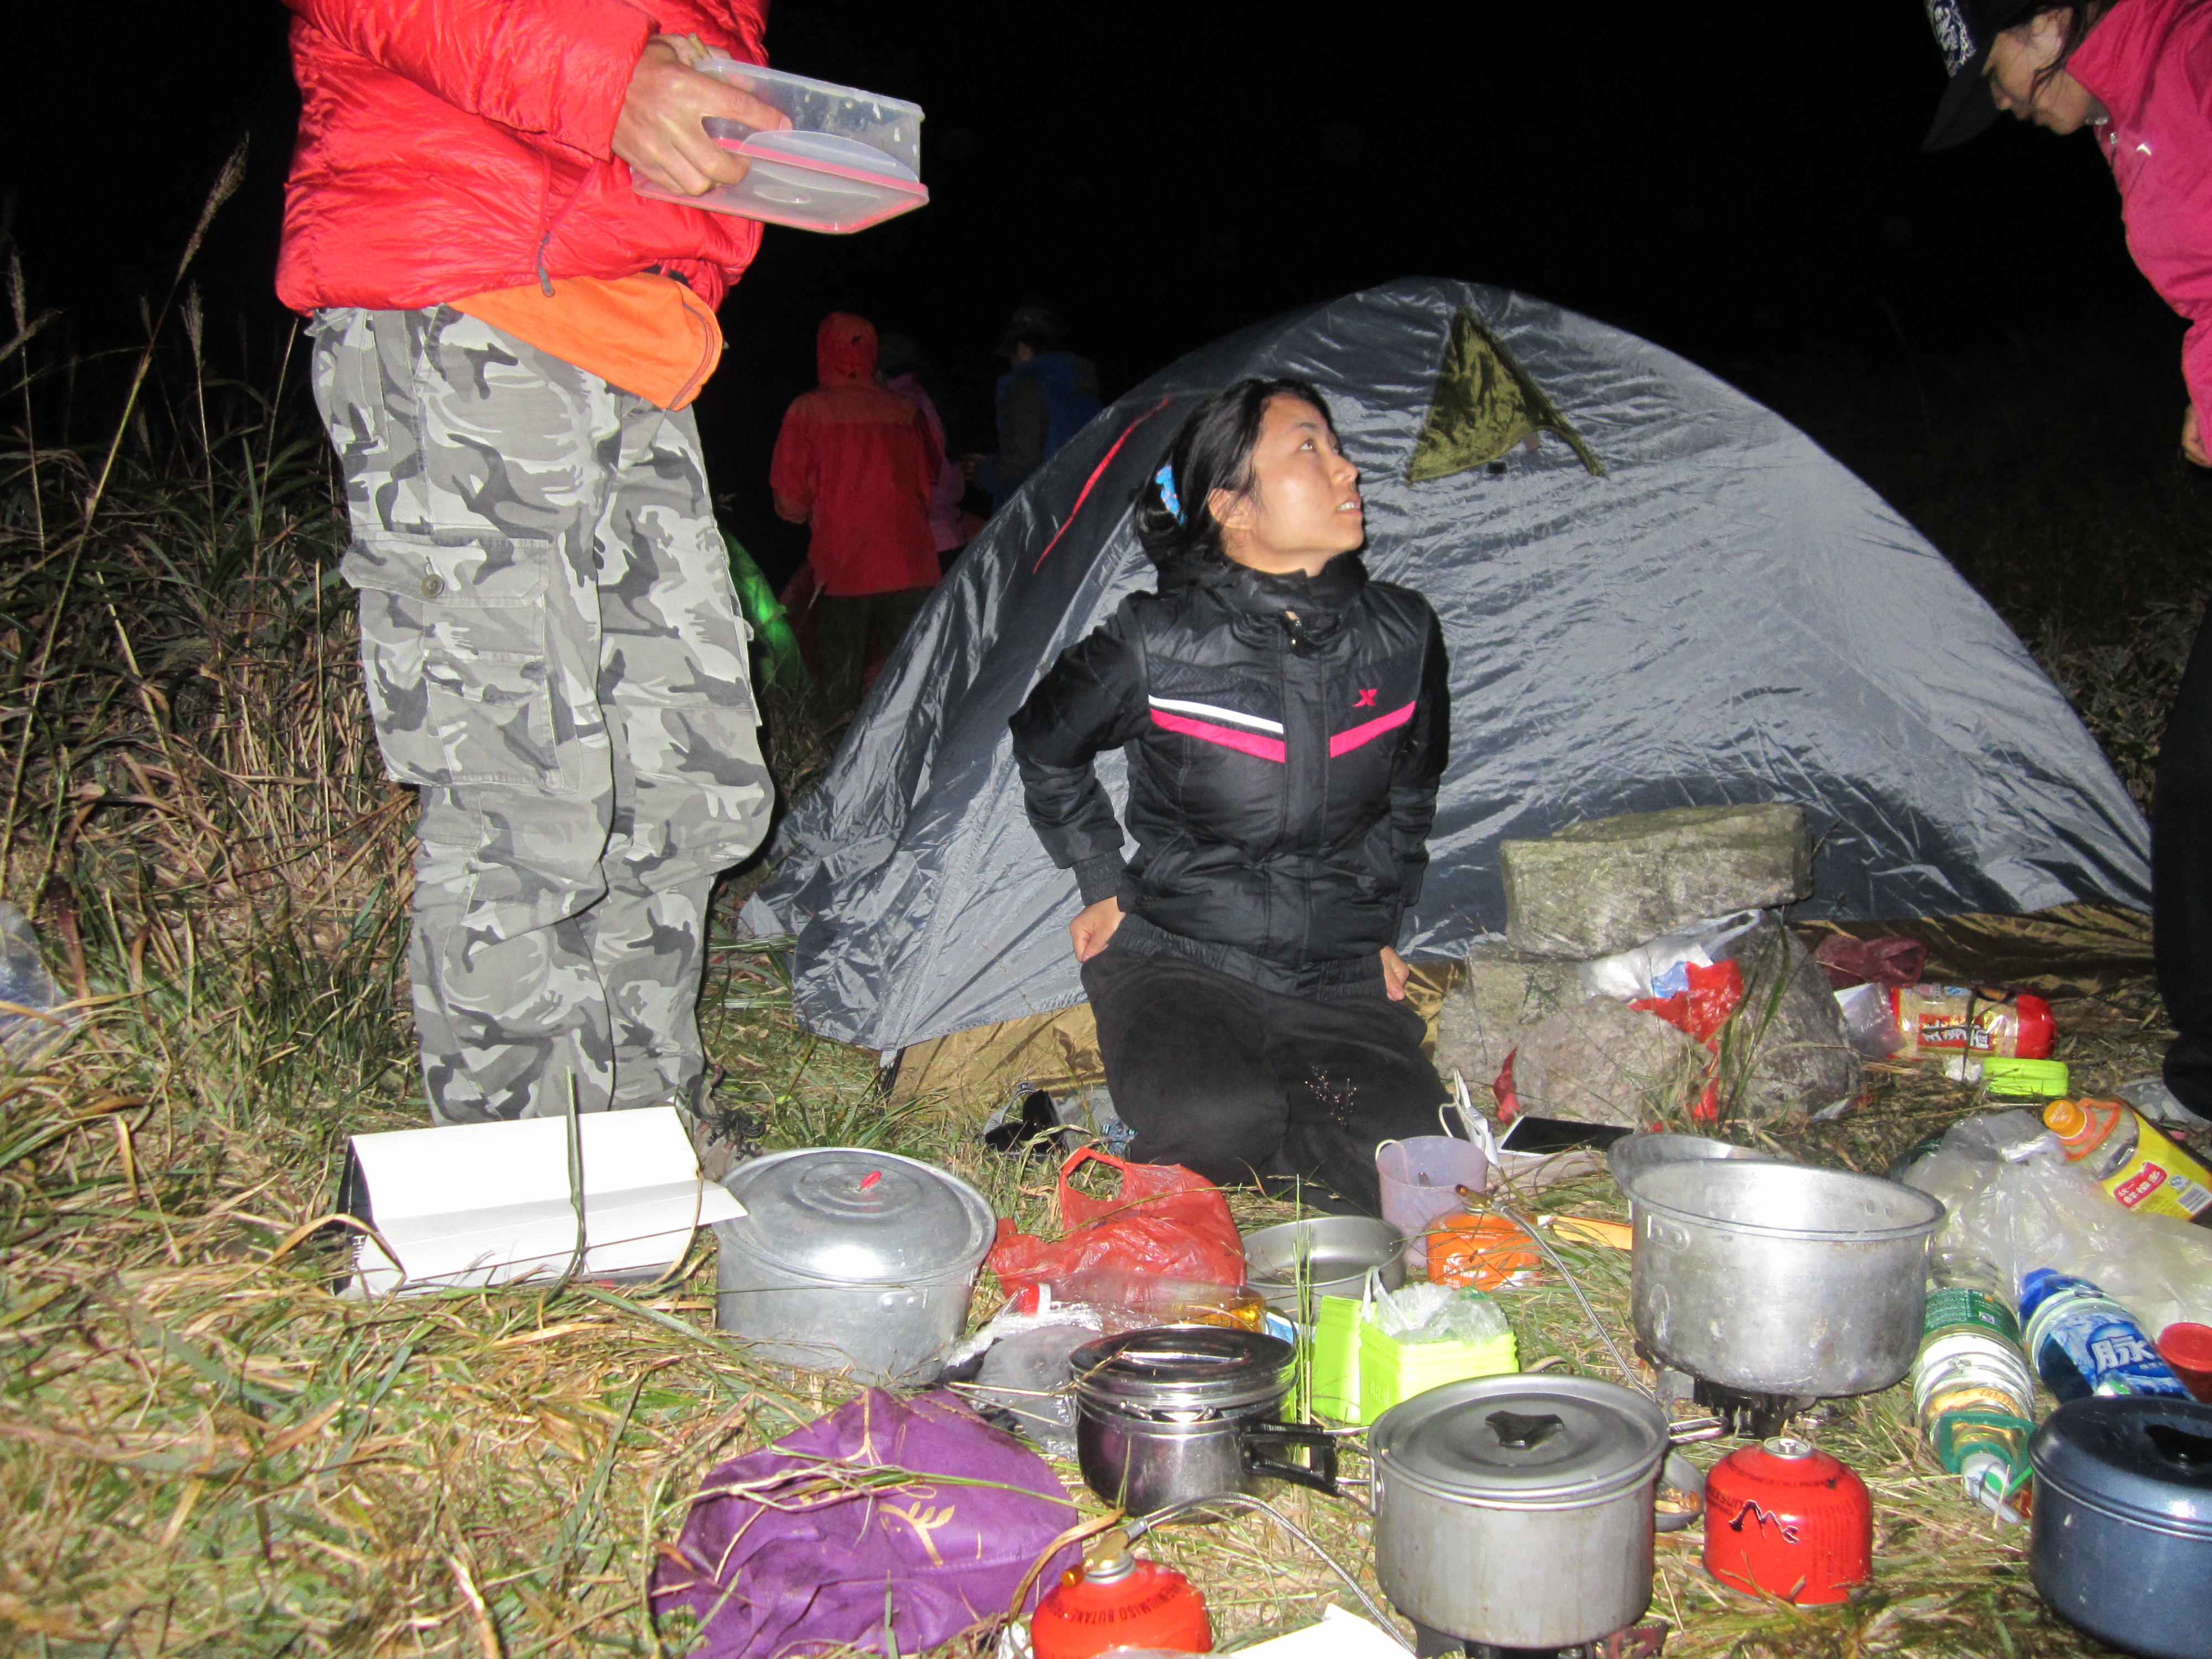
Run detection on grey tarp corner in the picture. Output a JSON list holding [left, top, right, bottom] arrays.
[[745, 279, 2151, 1054]]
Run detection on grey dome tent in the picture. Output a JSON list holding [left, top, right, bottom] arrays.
[[744, 278, 2150, 1061]]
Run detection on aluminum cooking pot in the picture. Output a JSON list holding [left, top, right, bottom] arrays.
[[1071, 1327, 1339, 1516], [1630, 1159, 1943, 1397], [1370, 1374, 1670, 1650], [2031, 1396, 2212, 1659], [713, 1148, 995, 1385]]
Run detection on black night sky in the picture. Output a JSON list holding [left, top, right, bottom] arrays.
[[1, 1, 2188, 578]]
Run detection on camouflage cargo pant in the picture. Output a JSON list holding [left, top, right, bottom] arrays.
[[310, 306, 772, 1124]]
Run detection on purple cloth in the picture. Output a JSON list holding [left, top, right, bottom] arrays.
[[652, 1389, 1081, 1657]]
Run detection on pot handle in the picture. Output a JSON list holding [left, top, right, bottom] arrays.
[[1241, 1422, 1340, 1497]]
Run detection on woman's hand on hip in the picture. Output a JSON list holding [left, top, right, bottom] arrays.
[[2185, 405, 2210, 468], [1381, 946, 1411, 1001], [1071, 897, 1124, 962]]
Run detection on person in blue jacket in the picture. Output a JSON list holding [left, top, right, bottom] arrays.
[[967, 306, 1104, 509]]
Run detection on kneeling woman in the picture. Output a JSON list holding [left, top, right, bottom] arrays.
[[1010, 378, 1452, 1214]]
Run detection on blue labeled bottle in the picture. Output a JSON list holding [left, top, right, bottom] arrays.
[[2017, 1270, 2190, 1402]]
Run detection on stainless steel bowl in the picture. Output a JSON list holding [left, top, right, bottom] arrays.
[[1606, 1131, 1780, 1199], [1242, 1215, 1406, 1311]]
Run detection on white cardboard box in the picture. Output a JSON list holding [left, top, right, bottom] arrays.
[[342, 1107, 743, 1297]]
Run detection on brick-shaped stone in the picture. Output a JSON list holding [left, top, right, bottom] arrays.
[[1433, 941, 1580, 1089], [1501, 804, 1811, 958], [1510, 998, 1708, 1127]]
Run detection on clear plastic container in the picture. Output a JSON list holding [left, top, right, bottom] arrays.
[[632, 58, 927, 233]]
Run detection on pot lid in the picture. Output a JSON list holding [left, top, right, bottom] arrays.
[[1071, 1327, 1295, 1413], [1372, 1375, 1668, 1504], [721, 1149, 993, 1284], [2031, 1396, 2212, 1537]]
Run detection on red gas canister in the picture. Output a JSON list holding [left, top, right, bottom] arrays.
[[1029, 1533, 1212, 1658], [1702, 1437, 1872, 1605]]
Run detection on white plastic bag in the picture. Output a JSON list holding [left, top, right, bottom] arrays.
[[1902, 1110, 2212, 1333], [1577, 910, 1762, 1001]]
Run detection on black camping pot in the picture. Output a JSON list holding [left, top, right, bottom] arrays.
[[2029, 1395, 2212, 1658], [1070, 1326, 1339, 1516]]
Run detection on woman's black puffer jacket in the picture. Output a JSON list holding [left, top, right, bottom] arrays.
[[1010, 550, 1449, 999]]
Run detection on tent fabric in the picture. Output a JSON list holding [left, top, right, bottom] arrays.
[[745, 279, 2151, 1056]]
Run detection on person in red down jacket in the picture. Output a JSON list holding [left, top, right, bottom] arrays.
[[282, 1, 787, 1157], [1921, 0, 2212, 1131], [770, 313, 941, 709]]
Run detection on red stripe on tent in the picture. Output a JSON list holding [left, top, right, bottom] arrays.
[[1150, 709, 1288, 762], [1328, 700, 1416, 757], [1031, 397, 1175, 574]]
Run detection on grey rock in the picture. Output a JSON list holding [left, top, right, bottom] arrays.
[[1501, 804, 1813, 958], [1434, 941, 1581, 1088], [1709, 917, 1865, 1120], [1510, 998, 1709, 1128]]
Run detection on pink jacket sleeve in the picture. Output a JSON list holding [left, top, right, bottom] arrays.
[[284, 0, 654, 160]]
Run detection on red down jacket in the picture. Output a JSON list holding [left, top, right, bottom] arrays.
[[278, 0, 771, 315]]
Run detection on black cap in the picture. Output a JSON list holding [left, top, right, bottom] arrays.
[[995, 304, 1065, 357], [1922, 0, 2044, 150]]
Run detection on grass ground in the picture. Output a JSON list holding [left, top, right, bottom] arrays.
[[3, 208, 2208, 1652]]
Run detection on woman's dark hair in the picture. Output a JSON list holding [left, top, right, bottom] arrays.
[[2022, 1, 2110, 96], [1135, 377, 1340, 567]]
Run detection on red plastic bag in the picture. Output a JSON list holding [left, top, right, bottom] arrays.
[[1632, 959, 1747, 1124], [1631, 959, 1745, 1046], [988, 1149, 1245, 1296], [1814, 933, 1927, 992]]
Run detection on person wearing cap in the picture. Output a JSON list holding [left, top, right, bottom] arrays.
[[283, 2, 784, 1136], [966, 307, 1104, 510], [1922, 0, 2212, 1125]]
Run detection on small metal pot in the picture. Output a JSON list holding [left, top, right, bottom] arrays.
[[712, 1148, 995, 1386], [1241, 1215, 1406, 1311], [1071, 1327, 1339, 1516], [1370, 1374, 1670, 1650], [1630, 1159, 1943, 1397], [2031, 1396, 2212, 1658]]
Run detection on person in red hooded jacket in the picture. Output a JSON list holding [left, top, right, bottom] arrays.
[[770, 314, 941, 708], [284, 2, 787, 1149]]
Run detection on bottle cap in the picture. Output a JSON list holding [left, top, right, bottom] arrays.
[[1985, 1058, 2069, 1098]]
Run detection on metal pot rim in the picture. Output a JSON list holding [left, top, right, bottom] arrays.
[[1377, 1462, 1665, 1508], [1631, 1162, 1944, 1244], [2032, 1473, 2212, 1540], [1071, 1328, 1296, 1413]]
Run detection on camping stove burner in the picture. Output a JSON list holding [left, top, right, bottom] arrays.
[[1691, 1378, 1818, 1440], [1405, 1618, 1669, 1658]]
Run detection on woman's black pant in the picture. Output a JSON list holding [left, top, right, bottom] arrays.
[[1081, 945, 1450, 1214], [2157, 600, 2212, 1118]]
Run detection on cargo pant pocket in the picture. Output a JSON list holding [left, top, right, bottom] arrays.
[[342, 530, 576, 793]]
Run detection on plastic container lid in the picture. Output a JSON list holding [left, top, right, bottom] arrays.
[[1983, 1058, 2069, 1098], [632, 57, 928, 233], [2030, 1396, 2212, 1538], [2159, 1323, 2212, 1373], [719, 1148, 993, 1284], [1370, 1374, 1668, 1505]]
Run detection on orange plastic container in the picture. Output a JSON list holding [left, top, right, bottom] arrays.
[[1029, 1538, 1212, 1658], [1426, 1213, 1539, 1290]]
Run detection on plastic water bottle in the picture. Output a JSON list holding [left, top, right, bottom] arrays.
[[1912, 1254, 2035, 1520], [2018, 1269, 2190, 1403]]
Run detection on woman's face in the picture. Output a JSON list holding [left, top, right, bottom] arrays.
[[1985, 9, 2104, 134], [1212, 396, 1365, 578]]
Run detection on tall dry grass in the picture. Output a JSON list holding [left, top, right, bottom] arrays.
[[0, 163, 2197, 1654]]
